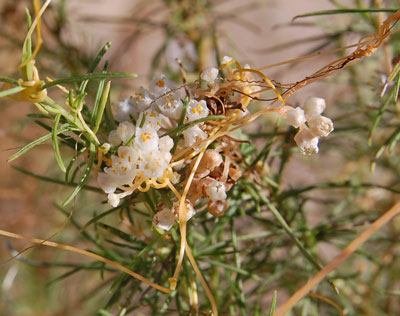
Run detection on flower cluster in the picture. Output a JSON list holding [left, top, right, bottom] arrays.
[[98, 74, 212, 208], [283, 97, 334, 154], [96, 58, 335, 232]]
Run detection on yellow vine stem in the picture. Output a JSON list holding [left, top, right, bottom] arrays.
[[169, 145, 209, 288], [233, 68, 284, 103], [185, 242, 218, 316], [256, 42, 361, 71], [168, 116, 239, 315], [19, 0, 51, 70], [273, 201, 400, 316], [0, 229, 173, 293]]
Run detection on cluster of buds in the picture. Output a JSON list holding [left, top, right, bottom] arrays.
[[282, 97, 334, 154]]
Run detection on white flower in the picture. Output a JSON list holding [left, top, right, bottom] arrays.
[[159, 136, 174, 162], [303, 97, 326, 117], [139, 150, 168, 179], [135, 127, 159, 153], [97, 172, 118, 194], [308, 115, 334, 137], [129, 87, 154, 117], [294, 126, 319, 155], [150, 75, 173, 97], [205, 180, 227, 201], [153, 209, 176, 231], [107, 121, 136, 146], [286, 107, 306, 128], [201, 67, 219, 83], [100, 146, 138, 191], [182, 125, 208, 147], [186, 99, 209, 122], [155, 91, 183, 120], [116, 121, 135, 144], [116, 146, 138, 168], [108, 130, 121, 146], [221, 56, 233, 65], [113, 99, 134, 123], [139, 108, 163, 131]]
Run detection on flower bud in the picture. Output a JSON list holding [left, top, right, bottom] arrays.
[[294, 126, 319, 155], [221, 56, 233, 64], [108, 193, 120, 207], [308, 115, 334, 137], [286, 107, 306, 128], [303, 97, 326, 117], [201, 67, 219, 83]]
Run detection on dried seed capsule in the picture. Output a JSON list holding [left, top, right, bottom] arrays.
[[208, 200, 228, 217], [195, 149, 223, 178], [153, 209, 175, 231], [229, 164, 242, 182]]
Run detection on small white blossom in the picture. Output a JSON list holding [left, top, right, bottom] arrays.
[[153, 209, 176, 231], [303, 97, 326, 117], [156, 91, 183, 120], [294, 126, 319, 155], [97, 172, 118, 194], [108, 130, 121, 146], [205, 180, 227, 201], [182, 125, 208, 147], [201, 67, 219, 83], [116, 121, 135, 144], [113, 99, 134, 123], [139, 108, 163, 131], [135, 127, 159, 153], [308, 115, 334, 137], [150, 75, 173, 97], [286, 107, 306, 128], [129, 87, 154, 116], [186, 99, 209, 122], [139, 150, 168, 179], [159, 136, 174, 162]]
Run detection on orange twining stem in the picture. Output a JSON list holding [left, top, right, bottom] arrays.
[[19, 0, 51, 70], [0, 229, 173, 293], [233, 68, 284, 103]]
